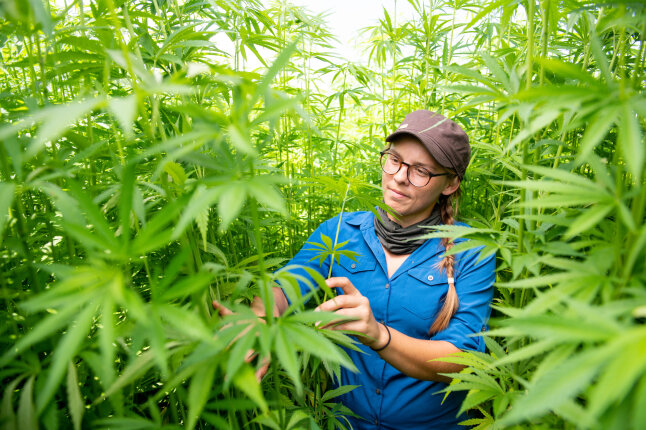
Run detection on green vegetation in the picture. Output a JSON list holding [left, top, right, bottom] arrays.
[[1, 0, 644, 429]]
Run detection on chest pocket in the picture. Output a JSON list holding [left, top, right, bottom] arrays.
[[336, 254, 376, 275], [400, 266, 448, 321]]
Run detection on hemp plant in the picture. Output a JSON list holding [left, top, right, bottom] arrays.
[[302, 174, 390, 300], [305, 182, 358, 279]]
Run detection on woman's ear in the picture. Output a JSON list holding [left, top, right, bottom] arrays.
[[441, 176, 461, 196]]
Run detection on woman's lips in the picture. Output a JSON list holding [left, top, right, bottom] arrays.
[[388, 187, 408, 199]]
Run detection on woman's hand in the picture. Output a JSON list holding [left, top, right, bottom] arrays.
[[212, 300, 271, 381], [316, 277, 389, 350]]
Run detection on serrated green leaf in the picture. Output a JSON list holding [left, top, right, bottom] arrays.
[[163, 161, 187, 187], [196, 206, 209, 250], [459, 389, 496, 416], [320, 385, 360, 402], [173, 185, 220, 239], [320, 233, 333, 249]]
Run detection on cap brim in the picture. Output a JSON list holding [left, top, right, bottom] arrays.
[[385, 130, 456, 175]]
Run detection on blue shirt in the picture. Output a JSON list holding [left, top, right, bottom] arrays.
[[283, 211, 496, 429]]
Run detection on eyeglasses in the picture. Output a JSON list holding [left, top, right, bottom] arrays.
[[379, 150, 450, 187]]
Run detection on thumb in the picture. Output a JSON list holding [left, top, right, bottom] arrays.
[[325, 277, 359, 295]]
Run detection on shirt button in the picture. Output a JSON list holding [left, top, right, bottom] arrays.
[[376, 388, 381, 395], [351, 263, 356, 269], [427, 275, 434, 281], [385, 283, 389, 289]]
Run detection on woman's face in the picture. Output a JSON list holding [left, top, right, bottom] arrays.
[[381, 137, 459, 227]]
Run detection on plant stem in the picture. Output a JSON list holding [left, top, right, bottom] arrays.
[[327, 182, 351, 279]]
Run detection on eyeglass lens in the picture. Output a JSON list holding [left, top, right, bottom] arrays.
[[380, 153, 430, 187]]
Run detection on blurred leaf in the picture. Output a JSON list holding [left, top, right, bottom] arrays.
[[227, 124, 255, 154], [28, 0, 53, 34], [499, 344, 614, 426], [0, 182, 15, 245], [274, 324, 302, 395], [107, 94, 138, 138], [575, 106, 619, 164], [163, 161, 187, 187], [588, 329, 646, 419], [1, 293, 90, 367], [18, 376, 37, 430], [172, 185, 221, 239], [218, 182, 246, 231], [619, 103, 644, 180], [1, 377, 21, 428], [67, 362, 84, 430], [247, 178, 287, 215], [232, 365, 267, 413], [187, 363, 216, 429], [564, 204, 613, 239], [37, 303, 97, 413], [196, 206, 210, 249], [28, 98, 101, 159], [320, 385, 359, 402]]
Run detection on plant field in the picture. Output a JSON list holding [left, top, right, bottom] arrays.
[[1, 0, 645, 429]]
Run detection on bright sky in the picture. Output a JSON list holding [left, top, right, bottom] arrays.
[[289, 0, 417, 62]]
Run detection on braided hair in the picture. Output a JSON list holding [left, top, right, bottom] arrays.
[[429, 187, 461, 335]]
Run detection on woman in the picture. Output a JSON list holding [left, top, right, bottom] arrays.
[[216, 110, 496, 429]]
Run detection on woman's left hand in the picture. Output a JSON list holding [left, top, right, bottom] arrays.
[[316, 277, 388, 349]]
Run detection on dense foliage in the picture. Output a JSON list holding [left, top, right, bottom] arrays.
[[1, 0, 644, 429]]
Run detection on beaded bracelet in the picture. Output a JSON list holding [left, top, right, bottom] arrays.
[[371, 323, 391, 352]]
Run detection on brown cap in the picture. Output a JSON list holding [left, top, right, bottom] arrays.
[[386, 110, 470, 179]]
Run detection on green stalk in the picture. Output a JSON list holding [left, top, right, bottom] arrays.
[[327, 182, 351, 279], [631, 20, 646, 89], [332, 70, 347, 172]]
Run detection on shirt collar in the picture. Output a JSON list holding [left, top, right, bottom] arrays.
[[344, 210, 375, 230]]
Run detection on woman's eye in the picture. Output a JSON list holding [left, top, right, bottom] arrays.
[[414, 167, 430, 177]]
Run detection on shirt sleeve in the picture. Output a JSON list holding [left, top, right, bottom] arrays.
[[274, 216, 336, 305], [430, 245, 496, 352]]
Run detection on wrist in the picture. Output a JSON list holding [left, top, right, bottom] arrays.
[[370, 323, 391, 352]]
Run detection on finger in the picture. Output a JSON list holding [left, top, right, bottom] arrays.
[[326, 277, 360, 296], [316, 294, 364, 312], [244, 349, 258, 363], [256, 357, 270, 381], [318, 308, 360, 329], [212, 300, 234, 316]]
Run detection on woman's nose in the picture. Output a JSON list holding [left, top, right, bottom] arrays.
[[393, 164, 409, 184]]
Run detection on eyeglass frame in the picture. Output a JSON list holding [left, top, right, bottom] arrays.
[[379, 149, 451, 188]]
